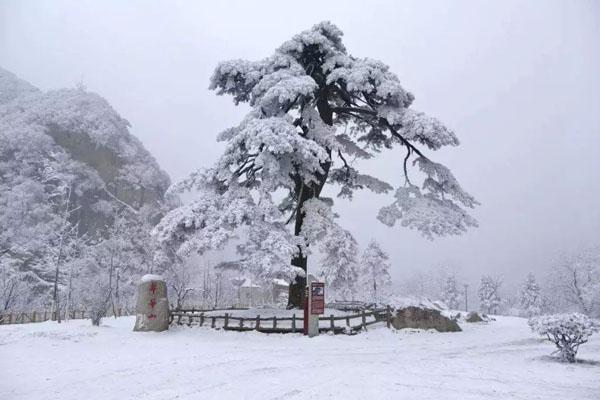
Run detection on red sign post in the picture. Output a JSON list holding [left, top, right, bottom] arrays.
[[304, 277, 325, 337], [310, 282, 325, 315]]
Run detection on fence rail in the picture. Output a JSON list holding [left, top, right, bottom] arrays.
[[170, 306, 393, 335], [0, 308, 133, 325]]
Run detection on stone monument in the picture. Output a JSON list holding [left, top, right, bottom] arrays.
[[133, 274, 169, 332]]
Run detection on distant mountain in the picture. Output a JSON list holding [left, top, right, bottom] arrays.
[[0, 67, 172, 295]]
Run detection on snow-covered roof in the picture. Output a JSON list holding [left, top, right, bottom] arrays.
[[241, 279, 261, 288], [272, 278, 289, 287]]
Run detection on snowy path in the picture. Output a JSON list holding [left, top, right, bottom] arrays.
[[0, 316, 598, 399]]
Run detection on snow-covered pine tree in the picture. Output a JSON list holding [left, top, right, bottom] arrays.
[[360, 239, 392, 304], [441, 275, 461, 310], [154, 21, 479, 308], [519, 273, 543, 317], [478, 275, 502, 314], [319, 227, 360, 301]]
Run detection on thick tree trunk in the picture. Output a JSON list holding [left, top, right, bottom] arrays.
[[287, 184, 311, 308], [287, 88, 333, 308]]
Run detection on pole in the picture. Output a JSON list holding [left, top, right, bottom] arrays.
[[306, 274, 319, 337]]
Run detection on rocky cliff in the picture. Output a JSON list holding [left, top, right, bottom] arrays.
[[0, 67, 171, 236]]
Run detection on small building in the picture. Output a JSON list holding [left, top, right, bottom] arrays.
[[272, 279, 289, 305], [238, 278, 262, 307], [235, 278, 290, 307]]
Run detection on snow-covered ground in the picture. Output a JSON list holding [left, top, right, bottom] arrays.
[[1, 316, 599, 400]]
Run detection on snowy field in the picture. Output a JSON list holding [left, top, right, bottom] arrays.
[[1, 316, 599, 400]]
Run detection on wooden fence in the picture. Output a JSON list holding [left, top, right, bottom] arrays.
[[170, 306, 393, 335], [1, 306, 395, 335], [0, 308, 133, 325]]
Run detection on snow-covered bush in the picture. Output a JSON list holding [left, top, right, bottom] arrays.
[[528, 313, 600, 362], [84, 284, 110, 326]]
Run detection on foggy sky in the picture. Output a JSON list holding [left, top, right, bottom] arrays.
[[1, 0, 599, 293]]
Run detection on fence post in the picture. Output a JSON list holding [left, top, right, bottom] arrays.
[[273, 316, 277, 329], [224, 313, 229, 329], [240, 317, 244, 329], [291, 314, 296, 333], [346, 316, 350, 327], [211, 316, 216, 329], [9, 313, 13, 324], [187, 314, 192, 327], [361, 309, 367, 331], [81, 310, 85, 319], [256, 315, 261, 331], [200, 313, 205, 327], [386, 306, 392, 329], [330, 314, 335, 332], [32, 311, 37, 323]]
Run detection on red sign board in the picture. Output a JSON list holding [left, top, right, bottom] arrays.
[[310, 282, 325, 315]]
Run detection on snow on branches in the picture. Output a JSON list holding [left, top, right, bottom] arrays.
[[377, 158, 478, 239], [529, 313, 600, 362]]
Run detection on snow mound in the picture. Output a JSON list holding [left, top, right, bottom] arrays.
[[388, 295, 447, 311], [140, 274, 164, 283]]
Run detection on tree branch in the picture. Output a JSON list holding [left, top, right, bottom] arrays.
[[103, 187, 139, 215]]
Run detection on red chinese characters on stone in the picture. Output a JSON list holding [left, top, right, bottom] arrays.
[[146, 281, 159, 321]]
